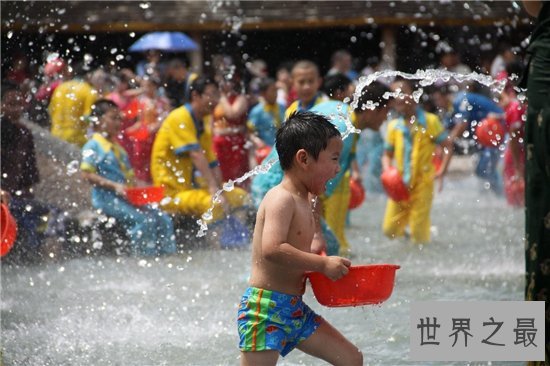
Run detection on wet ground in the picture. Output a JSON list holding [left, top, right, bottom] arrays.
[[1, 167, 524, 365]]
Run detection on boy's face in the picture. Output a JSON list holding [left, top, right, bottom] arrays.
[[291, 67, 321, 104], [98, 108, 122, 138], [306, 136, 342, 195], [262, 84, 278, 105], [390, 81, 416, 117], [197, 84, 220, 115], [355, 105, 389, 131]]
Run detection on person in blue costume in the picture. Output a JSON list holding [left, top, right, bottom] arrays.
[[80, 99, 177, 256], [248, 78, 286, 148], [251, 81, 391, 255], [447, 91, 505, 194]]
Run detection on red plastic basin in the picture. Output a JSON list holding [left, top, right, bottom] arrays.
[[475, 117, 505, 148], [1, 204, 17, 257], [381, 167, 410, 202], [348, 178, 365, 209], [307, 264, 400, 307], [126, 186, 165, 206]]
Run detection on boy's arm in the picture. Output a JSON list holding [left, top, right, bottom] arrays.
[[81, 171, 126, 196], [261, 192, 350, 280]]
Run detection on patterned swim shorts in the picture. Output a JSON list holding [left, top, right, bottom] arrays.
[[237, 287, 323, 356]]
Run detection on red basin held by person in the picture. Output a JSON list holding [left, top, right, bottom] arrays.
[[475, 117, 505, 148], [381, 166, 410, 202], [307, 264, 400, 307]]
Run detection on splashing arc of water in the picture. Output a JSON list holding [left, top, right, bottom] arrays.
[[196, 69, 508, 237]]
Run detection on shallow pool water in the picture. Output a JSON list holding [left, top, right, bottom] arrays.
[[1, 173, 524, 366]]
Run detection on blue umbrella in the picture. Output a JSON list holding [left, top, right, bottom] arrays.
[[129, 31, 199, 52]]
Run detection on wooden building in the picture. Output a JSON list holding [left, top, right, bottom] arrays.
[[1, 1, 534, 75]]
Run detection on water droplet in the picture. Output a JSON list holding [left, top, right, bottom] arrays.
[[66, 160, 79, 176], [223, 180, 234, 191]]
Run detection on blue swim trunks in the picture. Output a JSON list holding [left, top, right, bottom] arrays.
[[237, 287, 323, 356]]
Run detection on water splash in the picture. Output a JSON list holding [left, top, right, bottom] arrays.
[[196, 158, 277, 237], [196, 69, 510, 236]]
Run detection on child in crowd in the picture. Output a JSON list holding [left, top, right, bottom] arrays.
[[238, 111, 362, 366], [285, 60, 327, 117], [80, 99, 177, 256], [312, 79, 391, 256], [382, 78, 454, 244], [247, 78, 286, 149]]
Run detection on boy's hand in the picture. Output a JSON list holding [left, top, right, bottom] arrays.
[[114, 183, 127, 197], [323, 256, 352, 281]]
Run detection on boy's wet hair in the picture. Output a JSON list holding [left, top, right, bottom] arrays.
[[276, 111, 341, 171], [323, 73, 351, 98], [356, 81, 391, 111], [89, 99, 118, 126], [189, 76, 217, 96]]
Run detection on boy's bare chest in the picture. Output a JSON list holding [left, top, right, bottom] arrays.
[[289, 200, 315, 244]]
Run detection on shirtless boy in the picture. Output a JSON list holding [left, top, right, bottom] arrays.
[[237, 111, 363, 365]]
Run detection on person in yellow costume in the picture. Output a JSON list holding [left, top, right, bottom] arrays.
[[382, 78, 454, 244], [151, 77, 248, 222], [315, 76, 391, 256], [49, 64, 97, 146], [284, 60, 327, 118]]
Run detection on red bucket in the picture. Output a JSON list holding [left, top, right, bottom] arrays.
[[307, 264, 400, 307], [1, 204, 18, 257], [126, 186, 165, 206], [348, 178, 365, 209], [381, 167, 410, 202], [475, 117, 505, 148]]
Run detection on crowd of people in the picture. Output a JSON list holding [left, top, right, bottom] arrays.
[[2, 3, 548, 361], [1, 44, 527, 260]]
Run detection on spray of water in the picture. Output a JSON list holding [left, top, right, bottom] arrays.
[[195, 68, 508, 236]]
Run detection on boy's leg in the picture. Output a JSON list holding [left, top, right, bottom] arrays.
[[240, 350, 279, 366], [297, 321, 363, 366]]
